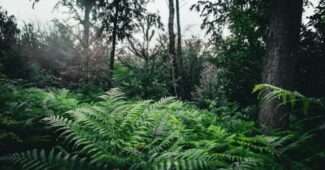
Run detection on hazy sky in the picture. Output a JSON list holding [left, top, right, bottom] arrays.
[[0, 0, 203, 38], [0, 0, 321, 39]]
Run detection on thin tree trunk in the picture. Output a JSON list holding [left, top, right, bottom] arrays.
[[108, 0, 119, 88], [168, 0, 178, 97], [83, 0, 91, 49], [175, 0, 184, 99], [83, 0, 91, 83], [258, 0, 303, 129]]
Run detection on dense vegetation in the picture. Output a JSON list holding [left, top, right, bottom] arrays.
[[0, 0, 325, 169]]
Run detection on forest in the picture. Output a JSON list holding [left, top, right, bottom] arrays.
[[0, 0, 324, 169]]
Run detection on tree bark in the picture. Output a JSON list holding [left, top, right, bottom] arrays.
[[108, 0, 119, 88], [175, 0, 184, 99], [83, 0, 91, 83], [258, 0, 303, 129], [83, 0, 91, 49], [168, 0, 178, 97]]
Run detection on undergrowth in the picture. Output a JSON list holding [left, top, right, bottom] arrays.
[[1, 82, 324, 169], [2, 86, 321, 169]]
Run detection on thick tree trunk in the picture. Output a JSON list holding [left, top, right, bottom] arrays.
[[168, 0, 178, 97], [258, 0, 303, 129], [108, 0, 119, 88], [175, 0, 184, 99]]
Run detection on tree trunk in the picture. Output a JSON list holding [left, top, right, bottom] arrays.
[[83, 0, 91, 83], [83, 0, 91, 49], [168, 0, 178, 97], [175, 0, 184, 99], [108, 0, 119, 88], [258, 0, 303, 129]]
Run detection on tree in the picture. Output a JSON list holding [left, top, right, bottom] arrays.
[[82, 0, 92, 48], [95, 0, 148, 88], [258, 0, 304, 129], [168, 0, 178, 97], [175, 0, 184, 99], [55, 0, 95, 49], [115, 13, 171, 99], [109, 0, 119, 88], [32, 0, 98, 84], [0, 7, 25, 79], [0, 7, 19, 42], [191, 0, 233, 41], [53, 0, 96, 84], [32, 0, 95, 49]]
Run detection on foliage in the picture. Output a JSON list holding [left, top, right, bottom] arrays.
[[19, 20, 111, 89], [94, 0, 149, 41], [192, 61, 223, 108], [0, 80, 81, 156], [191, 0, 269, 40], [0, 7, 20, 42], [114, 13, 171, 100], [209, 102, 257, 134], [190, 0, 232, 39], [25, 62, 55, 87], [53, 0, 95, 24], [1, 1, 325, 169], [295, 1, 325, 98], [192, 0, 269, 105], [253, 84, 325, 169], [114, 61, 170, 100], [115, 35, 208, 101], [0, 148, 105, 170], [1, 88, 291, 169], [0, 7, 27, 79], [253, 84, 324, 114], [181, 37, 206, 101]]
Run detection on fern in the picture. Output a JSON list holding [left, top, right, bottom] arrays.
[[0, 148, 104, 170], [2, 88, 284, 169], [253, 84, 324, 113]]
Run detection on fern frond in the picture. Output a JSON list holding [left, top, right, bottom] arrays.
[[99, 88, 125, 101], [148, 96, 176, 110], [0, 149, 104, 170], [253, 84, 323, 113]]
